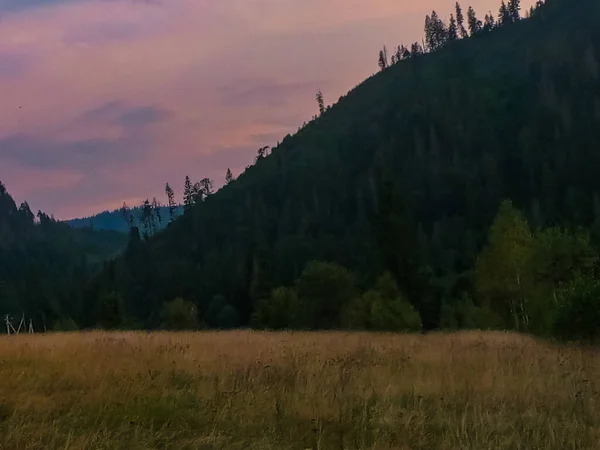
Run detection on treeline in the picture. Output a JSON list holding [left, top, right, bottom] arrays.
[[95, 199, 600, 342], [0, 182, 126, 331], [377, 0, 545, 69]]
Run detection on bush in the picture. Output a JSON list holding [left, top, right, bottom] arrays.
[[159, 298, 199, 330], [554, 276, 600, 342], [205, 295, 240, 329], [251, 287, 297, 330], [344, 273, 422, 332], [294, 261, 356, 329], [455, 296, 505, 330], [52, 317, 79, 332]]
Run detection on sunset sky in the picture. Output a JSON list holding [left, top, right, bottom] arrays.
[[0, 0, 533, 219]]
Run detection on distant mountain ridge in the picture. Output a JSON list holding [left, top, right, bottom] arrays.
[[68, 205, 183, 233]]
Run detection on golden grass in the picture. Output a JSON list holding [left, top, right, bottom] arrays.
[[0, 330, 599, 449]]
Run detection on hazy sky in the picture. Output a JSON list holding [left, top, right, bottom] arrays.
[[0, 0, 533, 219]]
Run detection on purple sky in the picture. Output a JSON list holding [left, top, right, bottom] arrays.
[[0, 0, 533, 219]]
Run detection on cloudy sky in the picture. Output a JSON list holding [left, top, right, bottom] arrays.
[[0, 0, 533, 219]]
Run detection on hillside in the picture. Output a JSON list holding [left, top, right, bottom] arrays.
[[0, 182, 126, 330], [90, 0, 600, 331], [68, 205, 182, 233]]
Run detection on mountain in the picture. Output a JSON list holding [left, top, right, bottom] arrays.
[[91, 0, 600, 330], [0, 182, 126, 330], [68, 206, 183, 233]]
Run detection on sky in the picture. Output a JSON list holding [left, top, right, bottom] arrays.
[[0, 0, 534, 219]]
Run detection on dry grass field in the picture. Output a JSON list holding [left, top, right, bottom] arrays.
[[0, 331, 599, 450]]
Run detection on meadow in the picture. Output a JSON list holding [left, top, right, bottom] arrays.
[[0, 330, 599, 449]]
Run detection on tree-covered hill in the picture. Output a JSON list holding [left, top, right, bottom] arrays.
[[0, 182, 126, 330], [93, 0, 600, 332]]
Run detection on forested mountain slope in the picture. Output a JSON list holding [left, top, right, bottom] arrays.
[[0, 182, 126, 330], [94, 0, 600, 330]]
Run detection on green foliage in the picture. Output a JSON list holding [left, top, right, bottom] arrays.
[[0, 182, 126, 330], [52, 317, 79, 332], [554, 276, 600, 342], [251, 287, 297, 330], [159, 298, 199, 330], [345, 273, 422, 332], [294, 261, 356, 329], [475, 200, 533, 330]]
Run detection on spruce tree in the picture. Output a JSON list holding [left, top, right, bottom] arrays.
[[508, 0, 521, 22], [448, 14, 459, 41], [498, 1, 512, 25], [225, 168, 234, 185], [165, 182, 176, 221], [467, 6, 482, 36], [183, 176, 193, 210], [316, 90, 325, 115], [455, 2, 468, 38]]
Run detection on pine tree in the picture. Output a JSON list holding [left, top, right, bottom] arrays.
[[139, 199, 153, 239], [498, 1, 512, 26], [410, 42, 424, 56], [165, 182, 176, 221], [315, 90, 325, 116], [483, 13, 496, 32], [183, 176, 193, 210], [121, 202, 134, 230], [152, 197, 162, 230], [432, 11, 448, 49], [448, 14, 459, 41], [455, 2, 468, 38], [256, 146, 270, 162], [467, 6, 482, 36], [200, 178, 214, 198], [424, 15, 433, 51], [508, 0, 521, 22], [425, 12, 448, 52], [225, 168, 234, 185], [378, 46, 388, 70]]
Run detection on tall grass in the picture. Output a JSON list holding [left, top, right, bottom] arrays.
[[0, 330, 598, 449]]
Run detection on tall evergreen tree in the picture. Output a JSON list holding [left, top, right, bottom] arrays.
[[378, 46, 388, 70], [410, 42, 424, 56], [165, 183, 176, 221], [183, 176, 193, 210], [456, 2, 468, 38], [508, 0, 521, 22], [448, 14, 459, 41], [225, 168, 234, 185], [467, 6, 482, 35], [498, 1, 512, 25], [316, 90, 325, 116], [484, 13, 496, 31]]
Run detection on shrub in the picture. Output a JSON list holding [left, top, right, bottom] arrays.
[[159, 298, 199, 330], [294, 261, 356, 329], [251, 286, 297, 330], [554, 276, 600, 342], [52, 317, 79, 332]]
